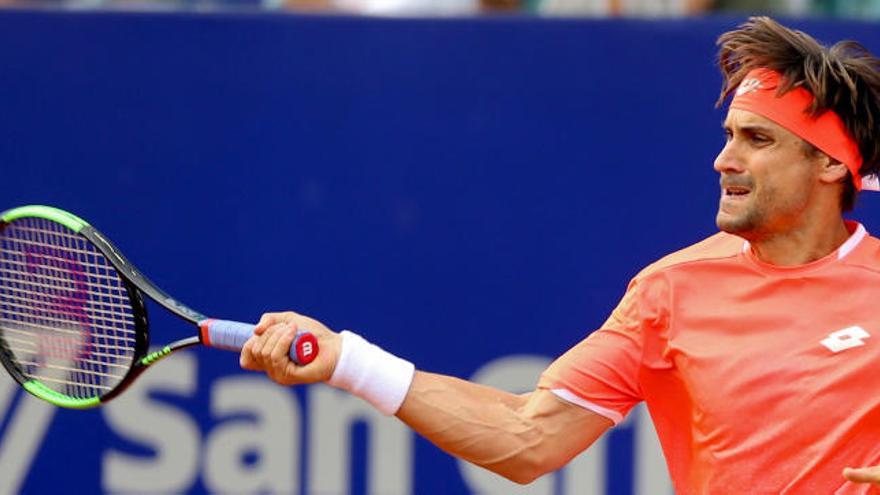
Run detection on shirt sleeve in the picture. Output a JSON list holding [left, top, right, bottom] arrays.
[[538, 274, 669, 424]]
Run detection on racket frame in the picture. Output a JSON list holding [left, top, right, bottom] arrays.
[[0, 206, 212, 408]]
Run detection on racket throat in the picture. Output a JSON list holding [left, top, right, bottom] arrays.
[[139, 337, 200, 367], [140, 346, 173, 366]]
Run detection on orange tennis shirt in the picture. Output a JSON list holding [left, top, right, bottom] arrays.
[[539, 222, 880, 494]]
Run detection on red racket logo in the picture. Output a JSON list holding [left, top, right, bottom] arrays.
[[24, 247, 93, 361]]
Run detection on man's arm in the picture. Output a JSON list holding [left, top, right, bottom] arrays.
[[240, 312, 612, 484], [397, 372, 611, 483]]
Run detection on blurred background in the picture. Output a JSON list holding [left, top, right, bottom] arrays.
[[1, 1, 879, 495], [2, 0, 880, 18]]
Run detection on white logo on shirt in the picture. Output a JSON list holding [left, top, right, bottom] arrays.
[[820, 326, 870, 353]]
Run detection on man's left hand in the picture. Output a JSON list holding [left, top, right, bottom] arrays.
[[844, 466, 880, 485]]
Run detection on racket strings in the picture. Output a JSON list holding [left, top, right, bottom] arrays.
[[0, 259, 132, 285], [0, 218, 136, 400]]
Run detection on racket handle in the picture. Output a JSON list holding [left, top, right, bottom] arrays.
[[198, 319, 319, 366]]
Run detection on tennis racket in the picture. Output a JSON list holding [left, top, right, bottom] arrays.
[[0, 205, 319, 409]]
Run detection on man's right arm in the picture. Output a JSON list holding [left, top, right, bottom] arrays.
[[240, 311, 613, 484], [397, 371, 612, 484]]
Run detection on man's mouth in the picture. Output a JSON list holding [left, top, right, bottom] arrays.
[[723, 185, 751, 197]]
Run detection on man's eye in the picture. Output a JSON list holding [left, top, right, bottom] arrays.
[[751, 134, 770, 144]]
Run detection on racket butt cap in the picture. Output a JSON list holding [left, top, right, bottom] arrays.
[[292, 332, 319, 365]]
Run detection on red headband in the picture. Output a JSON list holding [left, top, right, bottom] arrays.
[[729, 67, 877, 191]]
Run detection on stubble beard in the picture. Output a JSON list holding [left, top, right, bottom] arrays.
[[716, 184, 806, 241], [716, 192, 764, 240], [717, 207, 762, 238]]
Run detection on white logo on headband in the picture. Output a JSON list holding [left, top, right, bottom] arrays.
[[862, 174, 880, 192], [736, 78, 763, 96]]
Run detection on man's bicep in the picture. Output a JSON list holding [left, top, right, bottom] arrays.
[[538, 325, 644, 423], [537, 279, 652, 424], [521, 388, 614, 471]]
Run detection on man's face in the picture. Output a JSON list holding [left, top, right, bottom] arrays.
[[714, 109, 823, 239]]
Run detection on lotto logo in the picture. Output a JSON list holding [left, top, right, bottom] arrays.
[[736, 78, 762, 96], [820, 326, 870, 353]]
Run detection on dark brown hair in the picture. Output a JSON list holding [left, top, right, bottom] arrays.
[[716, 16, 880, 211]]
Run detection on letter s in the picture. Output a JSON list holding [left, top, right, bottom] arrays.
[[101, 351, 200, 493]]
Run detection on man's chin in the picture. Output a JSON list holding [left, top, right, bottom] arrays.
[[716, 212, 747, 234], [716, 213, 760, 241]]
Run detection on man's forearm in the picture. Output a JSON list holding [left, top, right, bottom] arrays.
[[395, 371, 611, 484]]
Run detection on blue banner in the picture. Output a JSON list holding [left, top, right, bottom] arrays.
[[1, 11, 879, 494]]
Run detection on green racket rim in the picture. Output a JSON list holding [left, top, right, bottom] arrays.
[[22, 381, 101, 409], [0, 205, 90, 233]]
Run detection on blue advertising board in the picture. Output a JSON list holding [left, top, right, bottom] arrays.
[[0, 11, 879, 494]]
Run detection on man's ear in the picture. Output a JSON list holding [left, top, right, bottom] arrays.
[[818, 154, 849, 185]]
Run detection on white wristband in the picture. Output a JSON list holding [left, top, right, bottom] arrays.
[[328, 331, 416, 416]]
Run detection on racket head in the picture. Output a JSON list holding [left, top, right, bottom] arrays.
[[0, 205, 148, 408]]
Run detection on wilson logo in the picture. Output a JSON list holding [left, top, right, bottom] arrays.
[[301, 342, 314, 357], [820, 326, 870, 353]]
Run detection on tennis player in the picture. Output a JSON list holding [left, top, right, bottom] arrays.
[[241, 17, 880, 493]]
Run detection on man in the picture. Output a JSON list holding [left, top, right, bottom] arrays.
[[241, 17, 880, 494]]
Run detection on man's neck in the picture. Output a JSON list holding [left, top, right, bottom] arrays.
[[748, 218, 851, 267]]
